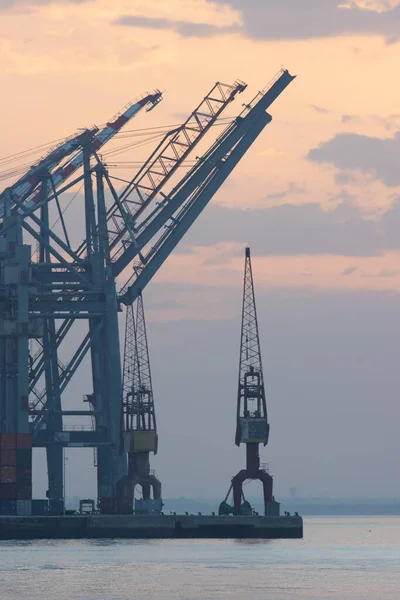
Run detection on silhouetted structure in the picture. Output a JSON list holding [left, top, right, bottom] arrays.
[[219, 248, 280, 517], [117, 293, 161, 514]]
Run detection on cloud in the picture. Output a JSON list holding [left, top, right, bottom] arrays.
[[378, 269, 399, 277], [341, 114, 361, 123], [113, 14, 234, 37], [380, 197, 400, 247], [265, 181, 306, 201], [115, 0, 400, 40], [343, 266, 358, 275], [334, 171, 357, 185], [183, 200, 382, 257], [0, 0, 86, 8], [311, 105, 330, 114], [114, 16, 174, 30], [180, 194, 400, 258], [211, 0, 400, 41], [307, 131, 400, 187]]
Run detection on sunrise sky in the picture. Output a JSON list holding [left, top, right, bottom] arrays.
[[2, 0, 400, 500], [2, 0, 400, 300]]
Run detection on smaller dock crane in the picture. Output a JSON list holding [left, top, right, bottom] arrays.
[[117, 292, 162, 514], [219, 248, 280, 517]]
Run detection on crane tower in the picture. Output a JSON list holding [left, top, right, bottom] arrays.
[[220, 247, 279, 517], [118, 293, 161, 514]]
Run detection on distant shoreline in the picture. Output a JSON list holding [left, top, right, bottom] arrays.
[[155, 498, 400, 517], [280, 504, 400, 516]]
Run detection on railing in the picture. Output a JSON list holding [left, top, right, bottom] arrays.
[[107, 90, 162, 123], [240, 68, 287, 118], [63, 424, 93, 432]]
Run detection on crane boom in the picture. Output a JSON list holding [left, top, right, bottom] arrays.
[[118, 69, 295, 301], [0, 129, 97, 218], [1, 91, 162, 218], [75, 80, 246, 261]]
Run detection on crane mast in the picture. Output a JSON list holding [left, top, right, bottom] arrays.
[[118, 293, 161, 514], [236, 247, 269, 450], [117, 69, 296, 302]]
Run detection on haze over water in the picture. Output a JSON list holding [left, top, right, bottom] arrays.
[[0, 517, 399, 600]]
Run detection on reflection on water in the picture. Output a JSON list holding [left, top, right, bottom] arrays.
[[0, 517, 399, 600]]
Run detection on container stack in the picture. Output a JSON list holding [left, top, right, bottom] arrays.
[[0, 433, 32, 515]]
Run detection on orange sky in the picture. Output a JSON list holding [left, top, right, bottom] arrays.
[[1, 0, 400, 302]]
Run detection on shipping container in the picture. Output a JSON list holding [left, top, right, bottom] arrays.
[[16, 499, 32, 516], [0, 499, 17, 515], [16, 449, 32, 469], [0, 433, 17, 450], [32, 499, 49, 516], [0, 483, 17, 500], [0, 466, 16, 483], [16, 433, 32, 450], [0, 449, 16, 467], [15, 467, 32, 484], [16, 483, 32, 500]]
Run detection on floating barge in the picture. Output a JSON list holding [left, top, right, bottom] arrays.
[[0, 514, 303, 540]]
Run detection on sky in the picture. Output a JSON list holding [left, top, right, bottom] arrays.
[[1, 0, 400, 502]]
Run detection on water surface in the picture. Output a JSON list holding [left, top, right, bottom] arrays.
[[0, 517, 399, 599]]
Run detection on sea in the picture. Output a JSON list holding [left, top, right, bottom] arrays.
[[0, 517, 399, 600]]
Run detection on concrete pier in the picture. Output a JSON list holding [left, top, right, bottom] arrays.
[[0, 514, 303, 540]]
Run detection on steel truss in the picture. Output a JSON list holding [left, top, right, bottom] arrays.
[[0, 71, 295, 511]]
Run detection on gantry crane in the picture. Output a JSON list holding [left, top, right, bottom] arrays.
[[117, 292, 161, 514], [219, 247, 279, 517], [0, 69, 295, 513], [0, 90, 164, 512]]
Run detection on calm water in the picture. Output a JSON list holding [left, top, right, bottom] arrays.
[[0, 517, 399, 600]]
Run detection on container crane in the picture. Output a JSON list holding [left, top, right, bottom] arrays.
[[25, 78, 248, 512], [0, 69, 295, 514]]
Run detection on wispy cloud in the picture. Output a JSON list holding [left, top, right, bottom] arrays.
[[311, 105, 331, 114], [113, 14, 237, 37], [308, 131, 400, 187]]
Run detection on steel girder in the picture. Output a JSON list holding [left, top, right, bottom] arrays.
[[0, 70, 295, 509]]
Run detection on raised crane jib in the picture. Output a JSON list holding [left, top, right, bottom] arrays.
[[0, 128, 98, 218], [105, 80, 247, 263], [116, 69, 295, 287], [1, 91, 162, 219]]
